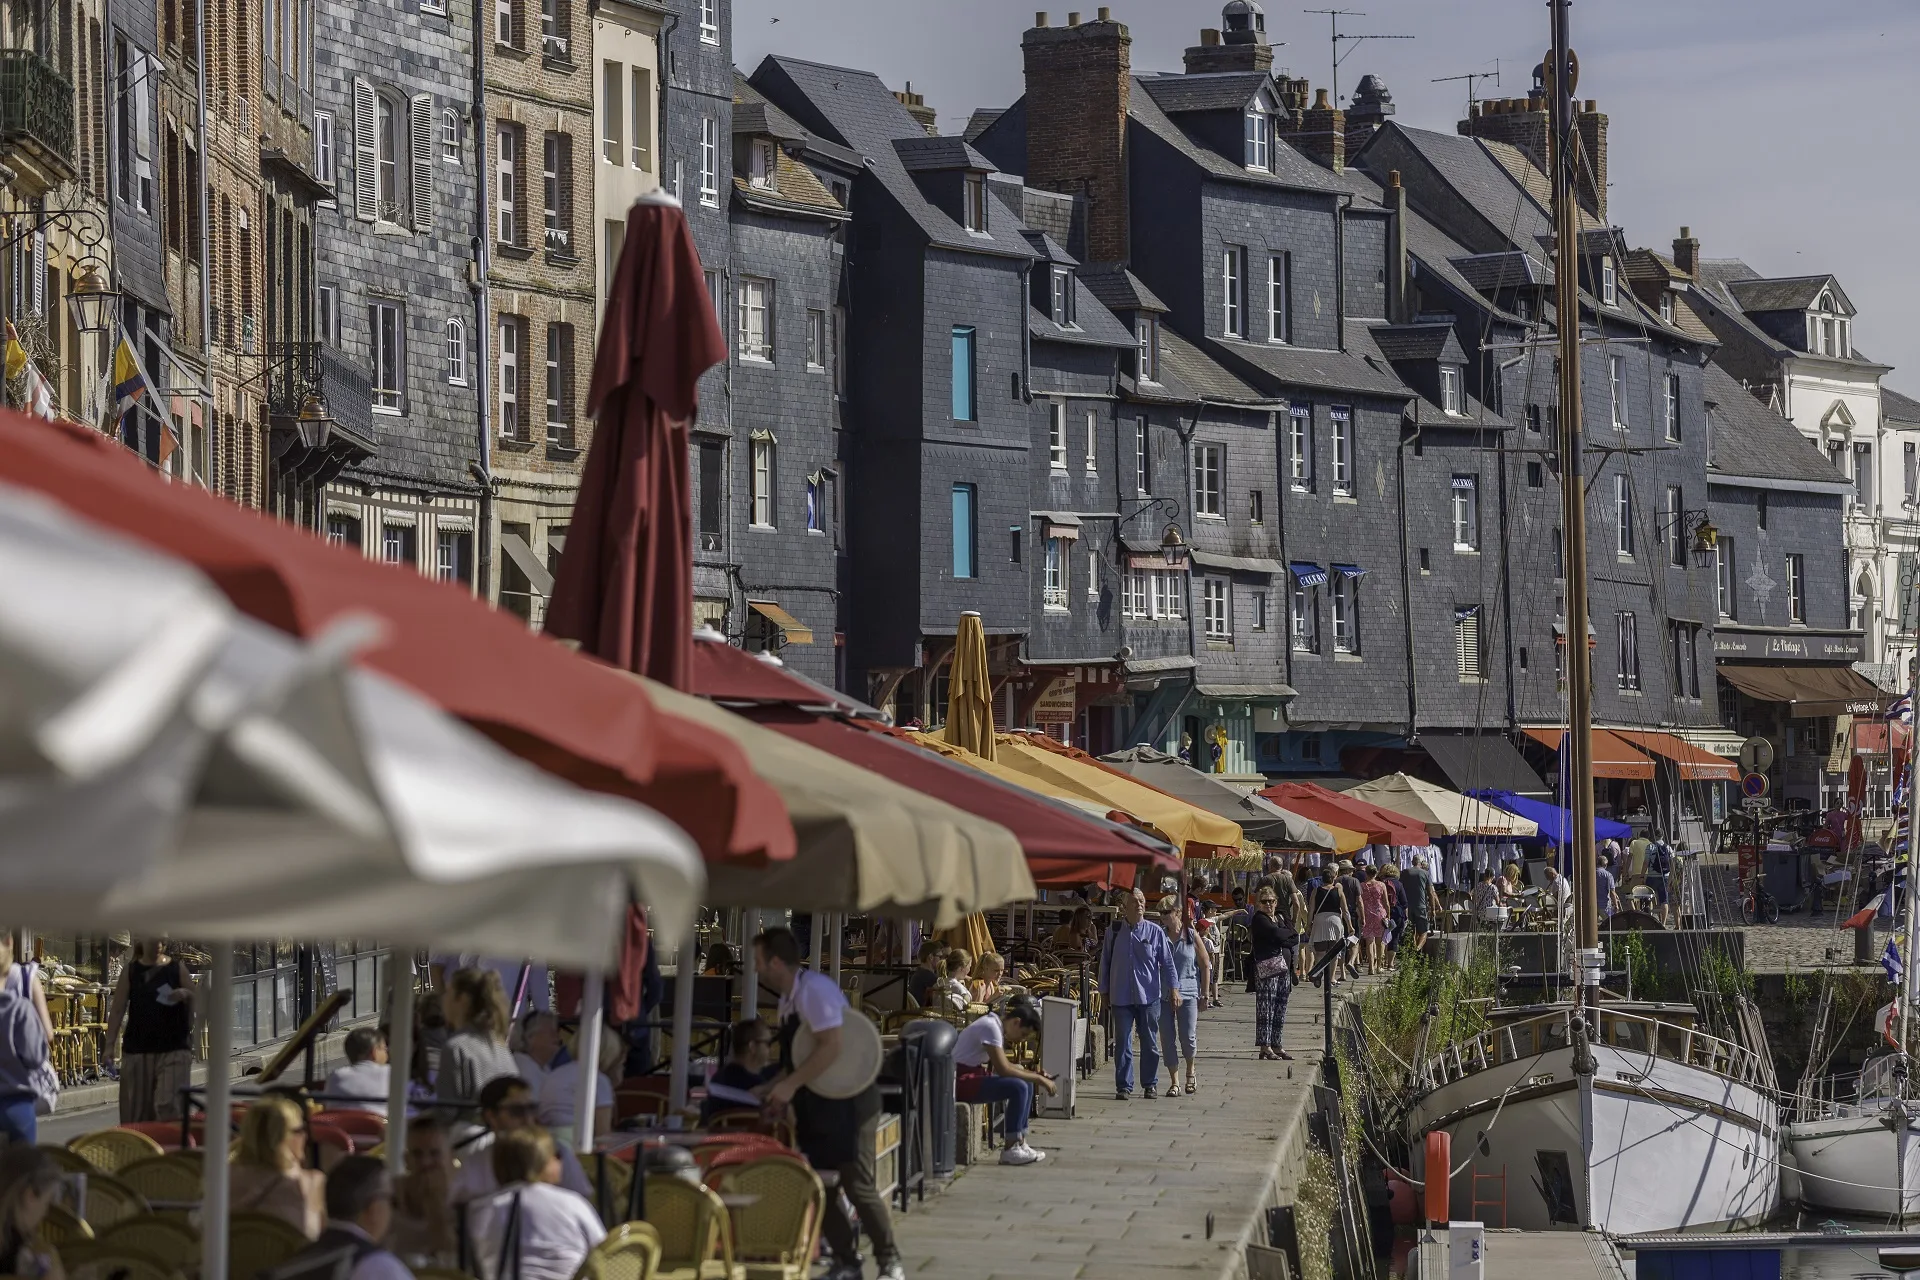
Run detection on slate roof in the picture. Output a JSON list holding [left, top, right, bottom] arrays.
[[1127, 78, 1343, 195], [1214, 325, 1416, 401], [1350, 324, 1511, 429], [893, 134, 995, 173], [1884, 387, 1920, 425], [1703, 362, 1846, 486], [1032, 275, 1137, 350], [1480, 139, 1606, 234], [733, 151, 848, 220], [1450, 251, 1553, 291], [1386, 125, 1554, 247], [1151, 324, 1270, 406], [1080, 266, 1169, 314], [964, 108, 1004, 143], [1135, 71, 1271, 116], [1724, 275, 1840, 314], [1019, 229, 1077, 266], [1369, 323, 1463, 364], [754, 56, 1036, 260]]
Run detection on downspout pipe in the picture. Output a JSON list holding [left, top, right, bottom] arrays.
[[1398, 411, 1418, 734], [195, 0, 210, 484], [471, 0, 493, 598]]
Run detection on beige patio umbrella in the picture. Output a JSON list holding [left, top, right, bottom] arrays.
[[942, 610, 997, 761], [1344, 772, 1540, 839]]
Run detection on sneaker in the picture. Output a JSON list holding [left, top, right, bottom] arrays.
[[1144, 1084, 1158, 1099], [1000, 1140, 1047, 1166], [877, 1264, 907, 1280]]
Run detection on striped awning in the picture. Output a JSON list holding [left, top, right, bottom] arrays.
[[1289, 561, 1328, 587]]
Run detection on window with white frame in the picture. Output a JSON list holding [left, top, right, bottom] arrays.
[[1671, 622, 1700, 699], [1203, 578, 1230, 639], [1615, 611, 1640, 690], [1084, 409, 1097, 473], [1288, 407, 1312, 490], [1249, 490, 1263, 524], [746, 137, 774, 188], [1664, 371, 1680, 441], [1600, 256, 1617, 306], [698, 0, 717, 42], [1455, 606, 1484, 680], [446, 316, 467, 385], [737, 276, 771, 361], [497, 315, 523, 440], [1136, 314, 1159, 382], [541, 0, 565, 56], [1193, 442, 1223, 517], [495, 125, 516, 244], [1290, 578, 1319, 652], [630, 68, 652, 171], [382, 523, 416, 566], [750, 434, 776, 527], [314, 110, 334, 186], [1134, 416, 1150, 495], [375, 95, 400, 220], [1244, 100, 1270, 171], [545, 322, 574, 447], [1252, 590, 1267, 631], [1087, 545, 1100, 600], [698, 116, 719, 206], [1855, 442, 1874, 509], [1048, 401, 1066, 470], [369, 301, 402, 413], [1123, 566, 1148, 617], [1267, 253, 1289, 344], [805, 309, 827, 370], [1666, 485, 1685, 567], [1659, 291, 1674, 323], [963, 173, 988, 233], [1787, 553, 1806, 622], [1451, 475, 1478, 550], [1716, 536, 1736, 619], [1610, 354, 1626, 428], [1049, 267, 1072, 325], [1332, 407, 1353, 496], [1440, 366, 1463, 414], [318, 285, 336, 344], [1615, 473, 1634, 557], [1222, 245, 1245, 337], [1043, 537, 1068, 608], [601, 60, 622, 165], [441, 108, 461, 164], [1331, 574, 1358, 653], [495, 0, 511, 45]]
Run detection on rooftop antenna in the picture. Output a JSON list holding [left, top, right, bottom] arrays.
[[1302, 8, 1414, 106], [1433, 59, 1501, 118]]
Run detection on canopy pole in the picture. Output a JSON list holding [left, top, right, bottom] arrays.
[[202, 944, 233, 1280], [828, 914, 843, 986], [668, 938, 696, 1114], [737, 910, 757, 1023], [385, 950, 415, 1174], [573, 968, 606, 1154]]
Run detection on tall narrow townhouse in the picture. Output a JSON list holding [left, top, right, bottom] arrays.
[[312, 0, 483, 586], [153, 0, 207, 479], [484, 0, 598, 622], [102, 0, 168, 456]]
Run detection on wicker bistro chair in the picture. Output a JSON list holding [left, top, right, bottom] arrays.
[[99, 1215, 202, 1270], [577, 1222, 665, 1280], [643, 1175, 741, 1280], [115, 1121, 194, 1150], [70, 1128, 167, 1174], [228, 1211, 311, 1280], [583, 1152, 637, 1221], [37, 1144, 99, 1176], [709, 1158, 824, 1280], [81, 1172, 151, 1229], [118, 1154, 205, 1204], [57, 1241, 184, 1280], [36, 1204, 96, 1249]]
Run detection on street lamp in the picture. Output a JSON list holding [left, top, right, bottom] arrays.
[[65, 262, 118, 335], [1158, 522, 1189, 567]]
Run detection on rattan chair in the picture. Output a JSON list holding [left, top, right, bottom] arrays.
[[644, 1176, 740, 1280], [99, 1214, 201, 1270], [118, 1154, 205, 1203], [81, 1172, 151, 1228], [36, 1144, 99, 1176], [576, 1221, 664, 1280], [582, 1152, 636, 1219], [58, 1240, 182, 1280], [36, 1204, 96, 1248], [228, 1211, 310, 1280], [709, 1157, 823, 1280], [70, 1128, 167, 1173]]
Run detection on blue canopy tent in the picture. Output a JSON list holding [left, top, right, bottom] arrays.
[[1466, 789, 1632, 846]]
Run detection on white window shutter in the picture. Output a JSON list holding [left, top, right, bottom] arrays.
[[132, 55, 152, 176], [409, 94, 434, 232], [352, 76, 377, 221], [29, 231, 44, 314]]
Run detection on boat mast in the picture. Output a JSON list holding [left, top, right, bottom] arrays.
[[1548, 0, 1601, 1010], [1903, 653, 1919, 1055]]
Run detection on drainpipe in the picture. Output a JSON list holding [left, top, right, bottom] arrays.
[[470, 0, 493, 598], [1333, 194, 1351, 351], [195, 0, 210, 484], [1397, 412, 1419, 733], [1497, 425, 1517, 730]]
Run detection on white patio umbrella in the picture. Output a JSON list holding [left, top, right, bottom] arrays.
[[1344, 772, 1540, 839], [0, 488, 706, 1279]]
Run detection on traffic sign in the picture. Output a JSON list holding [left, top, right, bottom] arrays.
[[1741, 771, 1769, 799], [1739, 736, 1774, 776], [1741, 797, 1769, 813]]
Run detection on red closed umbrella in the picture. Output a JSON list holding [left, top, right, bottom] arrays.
[[546, 195, 726, 691]]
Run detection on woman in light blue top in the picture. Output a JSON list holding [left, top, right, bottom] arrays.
[[1157, 898, 1211, 1097]]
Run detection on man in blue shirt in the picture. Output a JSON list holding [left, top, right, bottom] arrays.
[[1099, 888, 1180, 1100]]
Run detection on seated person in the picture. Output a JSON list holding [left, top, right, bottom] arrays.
[[970, 952, 1008, 1006], [1471, 869, 1506, 921], [701, 942, 738, 977], [230, 1096, 327, 1240], [449, 1077, 594, 1204], [1049, 907, 1099, 953], [905, 941, 948, 1009], [699, 1018, 778, 1124], [933, 948, 974, 1013], [511, 1011, 565, 1093], [953, 996, 1055, 1167], [389, 1115, 457, 1268], [325, 1027, 392, 1115], [466, 1129, 606, 1280], [532, 1022, 621, 1146], [282, 1156, 412, 1280]]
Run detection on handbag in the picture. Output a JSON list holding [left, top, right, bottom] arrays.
[[1255, 953, 1290, 983]]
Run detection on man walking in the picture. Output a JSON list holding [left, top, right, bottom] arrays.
[[1099, 888, 1179, 1101]]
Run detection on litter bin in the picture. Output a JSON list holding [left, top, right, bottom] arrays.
[[902, 1018, 958, 1178]]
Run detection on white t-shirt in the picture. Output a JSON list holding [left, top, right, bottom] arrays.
[[776, 969, 846, 1033], [451, 1131, 594, 1204], [467, 1181, 606, 1280], [324, 1060, 391, 1114], [512, 1051, 555, 1092], [953, 1013, 1004, 1069], [534, 1061, 614, 1129]]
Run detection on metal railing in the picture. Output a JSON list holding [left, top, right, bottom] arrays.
[[1418, 1006, 1770, 1093], [0, 49, 77, 172]]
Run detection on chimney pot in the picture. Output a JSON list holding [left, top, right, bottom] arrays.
[[1067, 10, 1080, 25], [1680, 225, 1691, 238], [1097, 5, 1110, 19], [1584, 99, 1597, 113], [1200, 27, 1219, 45], [1313, 87, 1330, 109], [1389, 169, 1401, 188], [1035, 10, 1048, 26]]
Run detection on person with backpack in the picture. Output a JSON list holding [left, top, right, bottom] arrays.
[[1646, 838, 1674, 927], [0, 932, 56, 1145]]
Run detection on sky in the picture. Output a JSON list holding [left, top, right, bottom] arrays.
[[733, 0, 1920, 391]]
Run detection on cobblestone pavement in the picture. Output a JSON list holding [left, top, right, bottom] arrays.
[[1741, 914, 1889, 972]]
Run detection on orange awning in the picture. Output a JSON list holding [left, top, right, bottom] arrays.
[[1520, 727, 1656, 780], [1609, 730, 1740, 782]]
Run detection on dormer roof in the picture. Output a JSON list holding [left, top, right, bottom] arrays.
[[893, 135, 995, 173], [1725, 274, 1853, 316]]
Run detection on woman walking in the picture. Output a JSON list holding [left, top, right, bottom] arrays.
[[105, 939, 193, 1124], [1249, 886, 1298, 1060], [1308, 869, 1351, 980], [1358, 866, 1389, 974], [1379, 865, 1406, 969], [437, 968, 517, 1131], [1157, 900, 1211, 1095]]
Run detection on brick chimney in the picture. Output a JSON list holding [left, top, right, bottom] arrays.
[[1022, 7, 1132, 265], [1345, 73, 1394, 155], [892, 82, 938, 137], [1575, 99, 1608, 223], [1183, 0, 1273, 74], [1672, 226, 1700, 278], [1286, 87, 1345, 173], [1457, 96, 1550, 173]]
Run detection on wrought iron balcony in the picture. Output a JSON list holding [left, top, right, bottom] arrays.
[[0, 49, 77, 195], [265, 341, 375, 490]]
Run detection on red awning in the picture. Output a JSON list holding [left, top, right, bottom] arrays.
[[1520, 727, 1656, 781], [1608, 730, 1741, 782], [1257, 782, 1430, 847], [748, 708, 1180, 888], [689, 638, 866, 715], [0, 412, 793, 866], [1852, 721, 1912, 754]]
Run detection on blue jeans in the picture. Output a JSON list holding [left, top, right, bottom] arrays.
[[973, 1075, 1034, 1142], [1112, 1002, 1161, 1093], [1159, 992, 1198, 1064], [0, 1092, 36, 1146]]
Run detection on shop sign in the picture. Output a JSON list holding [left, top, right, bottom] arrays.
[[1711, 631, 1864, 662], [1031, 676, 1078, 726]]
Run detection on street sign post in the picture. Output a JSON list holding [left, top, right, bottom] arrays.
[[1741, 771, 1769, 799], [1739, 736, 1774, 777]]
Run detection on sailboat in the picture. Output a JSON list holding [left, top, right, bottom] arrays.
[[1402, 0, 1779, 1234]]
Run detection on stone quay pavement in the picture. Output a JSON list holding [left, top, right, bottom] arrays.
[[890, 980, 1336, 1280]]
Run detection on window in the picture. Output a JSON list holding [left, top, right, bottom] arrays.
[[629, 68, 651, 170], [545, 323, 575, 447], [1615, 611, 1640, 691], [441, 107, 461, 163], [601, 61, 622, 165], [1287, 407, 1312, 491], [498, 315, 523, 441], [1455, 607, 1484, 680], [540, 0, 565, 56], [1659, 292, 1674, 324], [495, 0, 511, 44], [604, 218, 624, 296], [1136, 314, 1159, 382], [950, 326, 976, 421], [698, 0, 717, 42], [326, 514, 360, 549], [1787, 553, 1806, 622], [1614, 474, 1634, 558], [1908, 442, 1918, 505], [375, 95, 399, 219], [1671, 623, 1699, 700], [1757, 491, 1769, 530], [951, 484, 976, 578], [1222, 246, 1245, 337], [314, 109, 334, 185], [1331, 574, 1358, 654], [737, 276, 771, 361], [963, 173, 988, 232], [1716, 537, 1736, 619], [369, 301, 402, 413], [1526, 461, 1544, 488], [1087, 545, 1101, 600], [750, 434, 776, 527], [1047, 401, 1066, 469], [1122, 567, 1147, 617], [698, 116, 719, 206], [1821, 317, 1835, 356], [1049, 268, 1072, 325], [1527, 404, 1543, 434], [1084, 409, 1097, 473], [1600, 256, 1617, 306], [1855, 442, 1874, 509], [1244, 102, 1270, 171], [746, 138, 775, 188], [1252, 591, 1268, 631], [317, 284, 336, 344], [697, 439, 725, 548], [1193, 443, 1223, 517], [1440, 367, 1463, 414], [1451, 476, 1478, 551], [435, 530, 472, 584], [495, 125, 516, 244], [1249, 489, 1264, 524], [1332, 407, 1353, 496], [804, 473, 824, 533], [1134, 417, 1150, 495], [1203, 579, 1230, 639], [382, 523, 416, 566], [1664, 372, 1680, 441], [1666, 485, 1685, 567], [1267, 254, 1289, 344], [805, 309, 827, 370], [1043, 537, 1068, 609], [1609, 354, 1626, 428], [542, 132, 573, 251], [1290, 578, 1319, 652], [446, 316, 467, 384]]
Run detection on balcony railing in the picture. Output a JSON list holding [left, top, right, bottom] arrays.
[[0, 50, 77, 188]]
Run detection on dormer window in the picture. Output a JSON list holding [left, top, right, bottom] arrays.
[[1244, 91, 1274, 172], [1659, 291, 1674, 324], [1049, 267, 1075, 327], [1600, 256, 1617, 307], [1809, 288, 1850, 357], [1440, 366, 1464, 415], [747, 138, 775, 190], [1137, 314, 1160, 383], [963, 173, 988, 233]]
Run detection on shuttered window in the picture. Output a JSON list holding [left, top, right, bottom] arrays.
[[1455, 606, 1484, 680], [352, 76, 377, 221], [409, 94, 434, 231]]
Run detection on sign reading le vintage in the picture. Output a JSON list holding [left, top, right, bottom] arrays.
[[1711, 631, 1864, 662]]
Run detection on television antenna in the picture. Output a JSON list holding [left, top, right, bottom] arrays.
[[1302, 8, 1414, 106], [1433, 60, 1502, 118]]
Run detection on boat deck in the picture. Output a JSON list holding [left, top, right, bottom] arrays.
[[1478, 1229, 1625, 1280]]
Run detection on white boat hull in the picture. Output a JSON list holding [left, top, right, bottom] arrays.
[[1408, 1041, 1779, 1234], [1786, 1110, 1920, 1220]]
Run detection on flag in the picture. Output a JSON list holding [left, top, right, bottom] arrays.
[[1885, 938, 1905, 984], [22, 362, 52, 420], [1878, 1000, 1901, 1050], [1843, 894, 1885, 930], [113, 337, 151, 417], [3, 321, 25, 382], [1889, 695, 1913, 723]]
